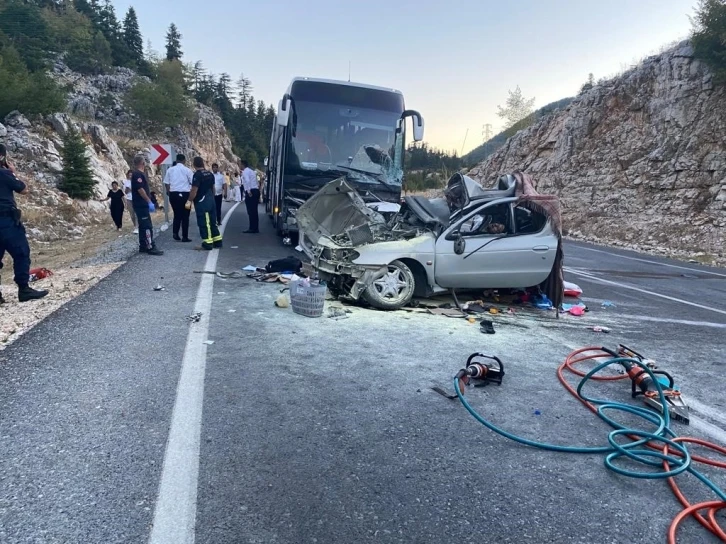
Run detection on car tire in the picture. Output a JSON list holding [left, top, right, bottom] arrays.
[[362, 260, 415, 310]]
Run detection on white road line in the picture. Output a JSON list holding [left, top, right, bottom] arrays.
[[612, 314, 726, 329], [690, 417, 726, 446], [570, 246, 726, 278], [688, 398, 726, 429], [565, 267, 726, 317], [148, 203, 240, 544]]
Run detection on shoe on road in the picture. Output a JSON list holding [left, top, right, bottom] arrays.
[[18, 286, 49, 303], [173, 234, 181, 241], [133, 228, 139, 234], [213, 241, 223, 248], [201, 243, 213, 250], [182, 238, 192, 242], [243, 230, 259, 234], [147, 248, 164, 256]]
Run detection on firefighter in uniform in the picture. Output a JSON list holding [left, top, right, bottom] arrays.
[[186, 157, 222, 250], [0, 144, 49, 303]]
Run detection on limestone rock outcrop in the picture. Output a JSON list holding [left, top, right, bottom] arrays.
[[469, 41, 726, 262]]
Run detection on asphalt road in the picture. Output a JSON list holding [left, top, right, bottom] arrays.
[[1, 202, 724, 544]]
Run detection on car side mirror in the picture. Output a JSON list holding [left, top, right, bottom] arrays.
[[454, 233, 466, 255]]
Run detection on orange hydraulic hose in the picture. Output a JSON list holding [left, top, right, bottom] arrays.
[[561, 347, 726, 542]]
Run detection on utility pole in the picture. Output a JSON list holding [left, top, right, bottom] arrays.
[[460, 128, 469, 157]]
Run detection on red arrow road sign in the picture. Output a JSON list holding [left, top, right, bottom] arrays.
[[150, 144, 172, 166]]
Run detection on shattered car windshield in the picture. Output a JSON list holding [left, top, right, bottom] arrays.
[[287, 100, 402, 185]]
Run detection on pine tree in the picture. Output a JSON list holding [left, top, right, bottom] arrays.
[[496, 86, 536, 129], [237, 73, 252, 108], [60, 125, 96, 200], [165, 23, 183, 61], [122, 7, 143, 64]]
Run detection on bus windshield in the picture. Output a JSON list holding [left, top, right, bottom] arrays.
[[286, 83, 405, 186]]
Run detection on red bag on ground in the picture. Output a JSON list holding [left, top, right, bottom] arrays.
[[564, 281, 583, 298], [29, 268, 54, 282]]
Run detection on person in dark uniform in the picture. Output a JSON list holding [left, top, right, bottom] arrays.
[[99, 181, 126, 231], [186, 157, 222, 250], [130, 155, 163, 256], [0, 144, 49, 303]]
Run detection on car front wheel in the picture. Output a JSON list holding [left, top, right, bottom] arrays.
[[362, 260, 415, 310]]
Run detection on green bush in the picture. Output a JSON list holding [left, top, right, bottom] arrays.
[[126, 79, 192, 129], [0, 44, 65, 118], [692, 0, 726, 83], [59, 125, 96, 200], [125, 60, 193, 129]]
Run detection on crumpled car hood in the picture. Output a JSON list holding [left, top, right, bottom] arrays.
[[297, 177, 386, 246]]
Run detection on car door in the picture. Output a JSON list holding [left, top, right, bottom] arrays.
[[434, 199, 557, 289]]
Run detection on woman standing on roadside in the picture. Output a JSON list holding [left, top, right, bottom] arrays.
[[99, 181, 126, 231]]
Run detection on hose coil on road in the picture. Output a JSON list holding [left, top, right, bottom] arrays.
[[454, 347, 726, 543]]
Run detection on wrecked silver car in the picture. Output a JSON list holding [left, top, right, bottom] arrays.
[[297, 172, 560, 310]]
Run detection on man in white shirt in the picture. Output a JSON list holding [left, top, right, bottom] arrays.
[[241, 159, 260, 233], [122, 169, 138, 234], [163, 153, 194, 242], [212, 163, 226, 227]]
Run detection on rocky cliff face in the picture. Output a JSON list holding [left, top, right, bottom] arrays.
[[468, 41, 726, 263], [0, 63, 239, 243]]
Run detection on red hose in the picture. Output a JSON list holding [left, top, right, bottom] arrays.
[[561, 347, 726, 542]]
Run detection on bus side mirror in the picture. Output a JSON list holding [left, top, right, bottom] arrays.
[[278, 97, 292, 127], [401, 110, 424, 142]]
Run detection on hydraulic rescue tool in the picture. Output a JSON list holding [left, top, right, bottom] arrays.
[[607, 344, 690, 425], [433, 353, 505, 399]]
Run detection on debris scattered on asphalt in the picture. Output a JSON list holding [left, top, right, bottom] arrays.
[[428, 308, 466, 318], [216, 271, 244, 279], [327, 307, 350, 320], [589, 326, 611, 333], [601, 301, 616, 308], [227, 309, 236, 313], [265, 256, 302, 274], [242, 265, 258, 272], [295, 245, 304, 252], [231, 246, 239, 249], [480, 319, 496, 334], [203, 340, 215, 345], [186, 312, 202, 323], [153, 285, 165, 291], [534, 410, 542, 416], [217, 292, 226, 295], [275, 294, 290, 308]]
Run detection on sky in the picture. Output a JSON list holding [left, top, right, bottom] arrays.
[[113, 0, 699, 156]]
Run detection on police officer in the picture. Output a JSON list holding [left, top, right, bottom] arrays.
[[130, 155, 163, 256], [186, 157, 222, 250], [0, 144, 49, 303]]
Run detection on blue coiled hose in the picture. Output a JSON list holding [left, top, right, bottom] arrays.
[[454, 356, 726, 499]]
